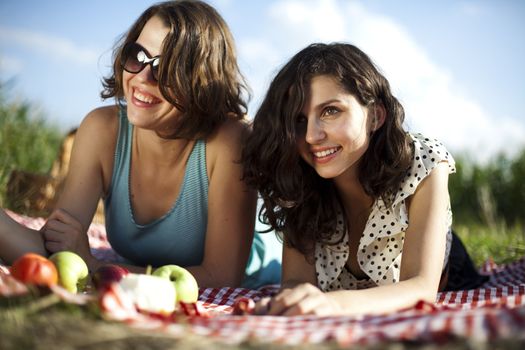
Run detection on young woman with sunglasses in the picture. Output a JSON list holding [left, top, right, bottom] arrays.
[[242, 43, 487, 316], [0, 0, 280, 288]]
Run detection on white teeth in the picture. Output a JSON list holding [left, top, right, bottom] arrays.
[[314, 148, 339, 158], [134, 91, 155, 104]]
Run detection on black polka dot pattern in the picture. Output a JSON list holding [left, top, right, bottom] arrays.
[[315, 133, 455, 292]]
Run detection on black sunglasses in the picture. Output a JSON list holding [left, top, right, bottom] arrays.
[[121, 42, 160, 81]]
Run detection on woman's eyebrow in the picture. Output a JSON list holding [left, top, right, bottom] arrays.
[[315, 98, 343, 109]]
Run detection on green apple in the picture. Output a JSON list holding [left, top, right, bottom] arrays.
[[49, 251, 89, 293], [118, 273, 176, 314], [152, 265, 199, 303]]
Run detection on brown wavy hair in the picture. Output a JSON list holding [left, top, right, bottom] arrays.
[[242, 43, 413, 255], [101, 0, 249, 139]]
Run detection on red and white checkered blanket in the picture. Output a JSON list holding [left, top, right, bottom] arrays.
[[2, 211, 524, 346]]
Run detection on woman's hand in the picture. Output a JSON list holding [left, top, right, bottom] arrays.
[[41, 208, 93, 264], [262, 283, 340, 316]]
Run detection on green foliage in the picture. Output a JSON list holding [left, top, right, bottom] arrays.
[[450, 150, 525, 266], [450, 151, 525, 227], [0, 83, 63, 205]]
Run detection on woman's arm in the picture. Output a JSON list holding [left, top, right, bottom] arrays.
[[266, 161, 452, 316], [280, 242, 317, 289], [41, 106, 119, 270], [251, 239, 317, 314], [182, 119, 258, 287], [0, 209, 47, 263]]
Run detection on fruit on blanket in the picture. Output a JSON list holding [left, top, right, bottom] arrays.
[[49, 251, 89, 293], [152, 264, 199, 303], [10, 253, 58, 287], [92, 264, 130, 290], [118, 273, 177, 313]]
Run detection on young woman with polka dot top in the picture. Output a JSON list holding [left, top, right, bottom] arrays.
[[242, 43, 486, 316]]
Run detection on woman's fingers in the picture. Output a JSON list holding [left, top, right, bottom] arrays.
[[265, 284, 339, 316], [253, 297, 271, 315], [44, 240, 64, 254], [42, 227, 74, 253], [42, 219, 70, 235], [280, 293, 329, 316], [267, 284, 316, 315], [41, 209, 85, 254]]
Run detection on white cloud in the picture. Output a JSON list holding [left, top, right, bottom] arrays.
[[238, 40, 282, 107], [0, 26, 100, 66], [211, 0, 235, 8], [239, 0, 525, 161], [270, 0, 346, 42], [0, 54, 23, 75], [458, 1, 487, 17]]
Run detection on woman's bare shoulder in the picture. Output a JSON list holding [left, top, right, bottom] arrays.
[[78, 105, 120, 135], [74, 105, 119, 150], [205, 117, 251, 180], [207, 116, 251, 153], [70, 105, 121, 191], [72, 105, 119, 159]]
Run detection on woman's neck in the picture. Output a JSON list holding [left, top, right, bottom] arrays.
[[133, 127, 193, 168], [334, 172, 373, 218]]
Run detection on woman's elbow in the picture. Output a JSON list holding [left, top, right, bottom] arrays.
[[414, 277, 440, 302], [204, 263, 245, 288]]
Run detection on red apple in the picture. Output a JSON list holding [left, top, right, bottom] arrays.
[[232, 297, 255, 315], [92, 264, 129, 290], [10, 253, 58, 287]]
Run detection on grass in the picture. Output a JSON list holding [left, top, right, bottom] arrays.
[[455, 223, 525, 267], [0, 295, 198, 350], [0, 87, 62, 207]]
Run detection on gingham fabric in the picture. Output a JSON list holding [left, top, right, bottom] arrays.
[[2, 210, 524, 346]]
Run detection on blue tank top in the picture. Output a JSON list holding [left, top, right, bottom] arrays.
[[104, 108, 208, 267]]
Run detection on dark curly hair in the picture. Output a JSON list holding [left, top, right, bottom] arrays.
[[242, 43, 413, 255], [101, 0, 249, 139]]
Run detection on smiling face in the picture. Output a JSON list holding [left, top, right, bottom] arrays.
[[296, 75, 376, 181], [123, 15, 181, 137]]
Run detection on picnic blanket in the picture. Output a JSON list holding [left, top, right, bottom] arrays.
[[2, 210, 524, 346]]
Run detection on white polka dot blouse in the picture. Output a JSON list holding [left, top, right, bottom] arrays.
[[315, 133, 455, 291]]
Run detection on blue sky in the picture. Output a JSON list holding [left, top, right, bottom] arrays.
[[1, 0, 524, 162]]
